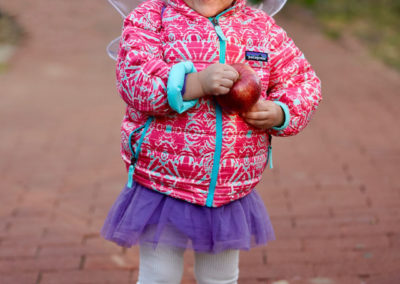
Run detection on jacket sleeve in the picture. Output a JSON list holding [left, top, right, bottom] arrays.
[[266, 20, 322, 137], [116, 2, 173, 116]]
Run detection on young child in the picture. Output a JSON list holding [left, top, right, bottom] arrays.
[[101, 0, 322, 282]]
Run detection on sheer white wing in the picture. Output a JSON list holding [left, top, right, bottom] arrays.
[[107, 0, 145, 60], [106, 0, 288, 60], [107, 36, 121, 61], [108, 0, 139, 18], [257, 0, 287, 17]]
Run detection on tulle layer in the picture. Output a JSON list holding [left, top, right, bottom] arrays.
[[100, 181, 275, 254]]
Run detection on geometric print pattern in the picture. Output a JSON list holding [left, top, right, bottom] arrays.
[[116, 0, 322, 207]]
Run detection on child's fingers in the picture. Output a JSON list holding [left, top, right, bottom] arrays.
[[243, 118, 274, 130], [218, 70, 238, 83], [223, 66, 239, 81], [241, 110, 271, 120], [214, 85, 230, 95], [219, 78, 235, 88]]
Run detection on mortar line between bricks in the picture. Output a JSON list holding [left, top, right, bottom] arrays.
[[35, 246, 42, 258], [328, 207, 334, 217], [79, 254, 86, 269], [41, 227, 48, 237], [129, 269, 135, 283], [359, 273, 371, 280], [291, 217, 296, 228], [386, 232, 395, 247], [36, 271, 43, 284], [5, 221, 12, 231], [300, 238, 305, 251], [89, 204, 96, 213], [91, 182, 100, 200], [262, 249, 267, 265], [50, 211, 56, 221], [286, 200, 292, 213], [366, 197, 372, 207], [311, 263, 317, 277]]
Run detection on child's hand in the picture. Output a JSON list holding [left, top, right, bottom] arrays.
[[240, 99, 285, 130], [198, 63, 239, 96]]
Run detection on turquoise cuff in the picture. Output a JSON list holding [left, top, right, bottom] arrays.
[[272, 101, 290, 131], [167, 61, 198, 114]]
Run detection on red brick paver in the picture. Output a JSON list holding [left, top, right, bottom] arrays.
[[1, 1, 399, 283]]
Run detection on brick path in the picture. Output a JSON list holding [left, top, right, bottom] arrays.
[[1, 1, 399, 283]]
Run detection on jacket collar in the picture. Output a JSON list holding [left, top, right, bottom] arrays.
[[166, 0, 246, 20]]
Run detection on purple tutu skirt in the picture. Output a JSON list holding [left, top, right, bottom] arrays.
[[100, 181, 275, 254]]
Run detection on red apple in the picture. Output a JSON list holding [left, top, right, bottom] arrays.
[[216, 63, 261, 113]]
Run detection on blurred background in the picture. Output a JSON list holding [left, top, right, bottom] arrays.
[[289, 0, 400, 70], [0, 0, 399, 283]]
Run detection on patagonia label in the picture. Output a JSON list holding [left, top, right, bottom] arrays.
[[245, 51, 269, 62]]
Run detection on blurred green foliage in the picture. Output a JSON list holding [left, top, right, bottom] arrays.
[[289, 0, 400, 70], [0, 9, 24, 72], [0, 9, 23, 45]]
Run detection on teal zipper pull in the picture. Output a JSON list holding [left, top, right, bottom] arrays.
[[126, 116, 154, 188], [268, 145, 273, 169], [210, 17, 227, 41], [127, 164, 134, 188], [215, 25, 227, 41]]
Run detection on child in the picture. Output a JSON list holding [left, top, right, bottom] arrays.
[[101, 0, 322, 282]]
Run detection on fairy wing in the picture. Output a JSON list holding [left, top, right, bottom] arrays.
[[108, 0, 138, 17], [256, 0, 287, 17], [106, 0, 288, 60], [107, 37, 121, 61], [106, 0, 143, 60]]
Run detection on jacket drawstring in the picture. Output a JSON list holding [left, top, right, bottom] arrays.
[[127, 117, 154, 188]]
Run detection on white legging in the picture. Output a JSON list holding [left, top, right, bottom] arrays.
[[137, 244, 240, 284]]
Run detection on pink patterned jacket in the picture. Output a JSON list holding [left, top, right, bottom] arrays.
[[116, 0, 321, 207]]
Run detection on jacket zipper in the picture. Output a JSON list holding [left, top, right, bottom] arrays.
[[204, 9, 233, 207], [209, 12, 230, 64]]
